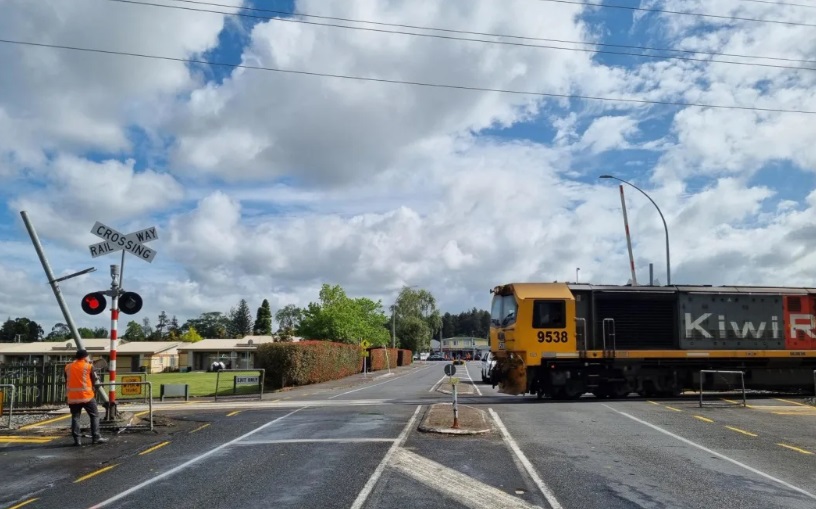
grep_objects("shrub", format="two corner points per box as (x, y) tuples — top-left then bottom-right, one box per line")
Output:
(256, 340), (362, 389)
(368, 347), (399, 371)
(397, 349), (413, 366)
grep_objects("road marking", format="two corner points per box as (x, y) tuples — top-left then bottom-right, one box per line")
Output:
(725, 426), (758, 437)
(8, 498), (38, 509)
(74, 464), (119, 483)
(429, 375), (447, 393)
(189, 423), (210, 433)
(329, 366), (430, 399)
(227, 411), (241, 417)
(694, 415), (714, 423)
(775, 398), (807, 406)
(722, 398), (754, 408)
(489, 408), (564, 509)
(778, 443), (814, 455)
(0, 435), (58, 443)
(18, 414), (70, 429)
(139, 441), (171, 455)
(349, 405), (421, 509)
(647, 400), (661, 406)
(773, 411), (816, 415)
(88, 408), (304, 508)
(134, 411), (149, 417)
(602, 404), (816, 502)
(664, 406), (682, 412)
(236, 438), (398, 445)
(390, 448), (539, 509)
(463, 363), (482, 396)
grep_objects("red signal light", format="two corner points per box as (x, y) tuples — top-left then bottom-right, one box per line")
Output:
(81, 292), (107, 315)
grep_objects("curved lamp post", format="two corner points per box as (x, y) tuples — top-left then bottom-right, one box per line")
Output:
(599, 175), (671, 286)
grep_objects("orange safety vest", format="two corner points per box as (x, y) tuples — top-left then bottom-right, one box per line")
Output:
(65, 360), (96, 404)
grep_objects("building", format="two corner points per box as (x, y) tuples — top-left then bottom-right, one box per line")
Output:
(435, 336), (489, 358)
(0, 338), (110, 365)
(116, 341), (181, 373)
(177, 336), (278, 371)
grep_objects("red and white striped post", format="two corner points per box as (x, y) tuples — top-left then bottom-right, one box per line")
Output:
(619, 184), (638, 286)
(107, 263), (121, 418)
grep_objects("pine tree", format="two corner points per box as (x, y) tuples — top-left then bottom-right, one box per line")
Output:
(230, 299), (253, 338)
(168, 315), (181, 340)
(253, 299), (273, 335)
(156, 311), (169, 340)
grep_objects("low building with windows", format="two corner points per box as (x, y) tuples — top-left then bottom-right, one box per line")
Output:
(116, 341), (181, 373)
(436, 336), (489, 358)
(176, 336), (280, 371)
(0, 338), (110, 365)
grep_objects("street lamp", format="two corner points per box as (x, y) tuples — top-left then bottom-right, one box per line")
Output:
(599, 174), (671, 286)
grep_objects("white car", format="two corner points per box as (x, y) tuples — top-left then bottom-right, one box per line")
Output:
(480, 351), (496, 383)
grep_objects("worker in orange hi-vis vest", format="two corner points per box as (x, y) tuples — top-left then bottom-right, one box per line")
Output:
(65, 349), (107, 446)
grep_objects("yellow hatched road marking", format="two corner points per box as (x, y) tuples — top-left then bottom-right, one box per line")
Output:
(694, 415), (714, 423)
(139, 441), (171, 456)
(227, 411), (241, 417)
(725, 426), (758, 437)
(778, 443), (813, 455)
(775, 398), (808, 407)
(190, 423), (211, 433)
(664, 406), (682, 412)
(647, 401), (661, 405)
(773, 411), (816, 415)
(17, 414), (71, 429)
(74, 464), (118, 483)
(8, 498), (39, 509)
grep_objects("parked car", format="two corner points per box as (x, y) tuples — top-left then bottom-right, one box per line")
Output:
(480, 351), (496, 383)
(427, 353), (445, 361)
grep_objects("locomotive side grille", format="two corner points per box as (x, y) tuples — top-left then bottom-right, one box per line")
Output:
(594, 295), (676, 349)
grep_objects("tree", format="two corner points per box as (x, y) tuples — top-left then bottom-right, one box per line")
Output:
(182, 312), (230, 339)
(253, 299), (273, 335)
(275, 304), (302, 335)
(142, 317), (154, 339)
(393, 286), (441, 352)
(168, 316), (181, 340)
(123, 320), (146, 341)
(77, 328), (96, 339)
(0, 317), (44, 342)
(297, 284), (390, 345)
(180, 325), (203, 343)
(155, 311), (169, 340)
(229, 299), (253, 338)
(45, 323), (71, 341)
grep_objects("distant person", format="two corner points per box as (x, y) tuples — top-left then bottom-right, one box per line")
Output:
(65, 349), (107, 446)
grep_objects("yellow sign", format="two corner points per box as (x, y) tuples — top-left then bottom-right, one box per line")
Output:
(122, 376), (142, 396)
(360, 340), (371, 349)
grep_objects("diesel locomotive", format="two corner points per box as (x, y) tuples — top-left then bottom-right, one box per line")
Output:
(488, 282), (816, 399)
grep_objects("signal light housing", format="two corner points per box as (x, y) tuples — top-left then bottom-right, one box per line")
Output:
(119, 291), (143, 315)
(81, 292), (107, 315)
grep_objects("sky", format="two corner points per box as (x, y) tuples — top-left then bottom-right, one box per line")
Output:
(2, 0), (816, 334)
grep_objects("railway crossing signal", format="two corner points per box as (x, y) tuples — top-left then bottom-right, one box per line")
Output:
(119, 291), (143, 315)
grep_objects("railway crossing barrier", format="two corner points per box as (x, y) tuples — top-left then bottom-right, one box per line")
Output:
(0, 384), (16, 429)
(698, 370), (746, 408)
(214, 369), (265, 402)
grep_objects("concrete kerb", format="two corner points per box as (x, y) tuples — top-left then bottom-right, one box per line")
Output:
(418, 403), (493, 436)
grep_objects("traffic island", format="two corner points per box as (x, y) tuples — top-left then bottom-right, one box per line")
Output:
(418, 403), (492, 435)
(437, 381), (477, 395)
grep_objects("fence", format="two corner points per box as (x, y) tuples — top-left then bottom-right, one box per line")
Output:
(0, 363), (68, 408)
(0, 384), (15, 428)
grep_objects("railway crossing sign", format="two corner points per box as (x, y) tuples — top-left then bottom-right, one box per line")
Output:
(88, 221), (158, 263)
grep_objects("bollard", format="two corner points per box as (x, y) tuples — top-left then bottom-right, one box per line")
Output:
(451, 377), (460, 429)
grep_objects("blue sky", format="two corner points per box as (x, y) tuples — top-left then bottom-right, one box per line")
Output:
(1, 0), (815, 332)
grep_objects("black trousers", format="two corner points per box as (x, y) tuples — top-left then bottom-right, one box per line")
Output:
(69, 399), (100, 440)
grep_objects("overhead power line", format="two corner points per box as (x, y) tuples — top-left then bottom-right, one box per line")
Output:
(155, 0), (816, 65)
(2, 37), (814, 114)
(738, 0), (816, 8)
(102, 0), (816, 72)
(534, 0), (816, 27)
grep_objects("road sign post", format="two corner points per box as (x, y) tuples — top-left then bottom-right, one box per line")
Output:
(442, 364), (460, 429)
(87, 221), (157, 421)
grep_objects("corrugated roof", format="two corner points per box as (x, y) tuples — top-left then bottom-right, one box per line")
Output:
(509, 283), (575, 300)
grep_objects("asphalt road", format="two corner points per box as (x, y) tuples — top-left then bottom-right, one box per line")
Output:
(2, 361), (815, 509)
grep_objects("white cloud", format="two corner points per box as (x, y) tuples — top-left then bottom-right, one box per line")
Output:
(4, 0), (816, 333)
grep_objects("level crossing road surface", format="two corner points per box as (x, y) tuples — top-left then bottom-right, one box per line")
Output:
(2, 362), (816, 509)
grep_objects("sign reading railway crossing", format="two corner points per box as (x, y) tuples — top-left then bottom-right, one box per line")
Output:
(89, 221), (158, 263)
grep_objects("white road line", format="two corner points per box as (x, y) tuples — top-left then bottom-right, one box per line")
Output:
(489, 408), (564, 509)
(429, 375), (447, 393)
(88, 408), (304, 509)
(235, 438), (397, 445)
(390, 448), (540, 509)
(464, 362), (483, 396)
(602, 404), (816, 502)
(349, 405), (421, 509)
(329, 366), (431, 399)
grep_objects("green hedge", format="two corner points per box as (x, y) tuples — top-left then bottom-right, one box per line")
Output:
(256, 340), (363, 390)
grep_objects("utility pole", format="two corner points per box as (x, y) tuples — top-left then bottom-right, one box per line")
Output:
(391, 304), (396, 349)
